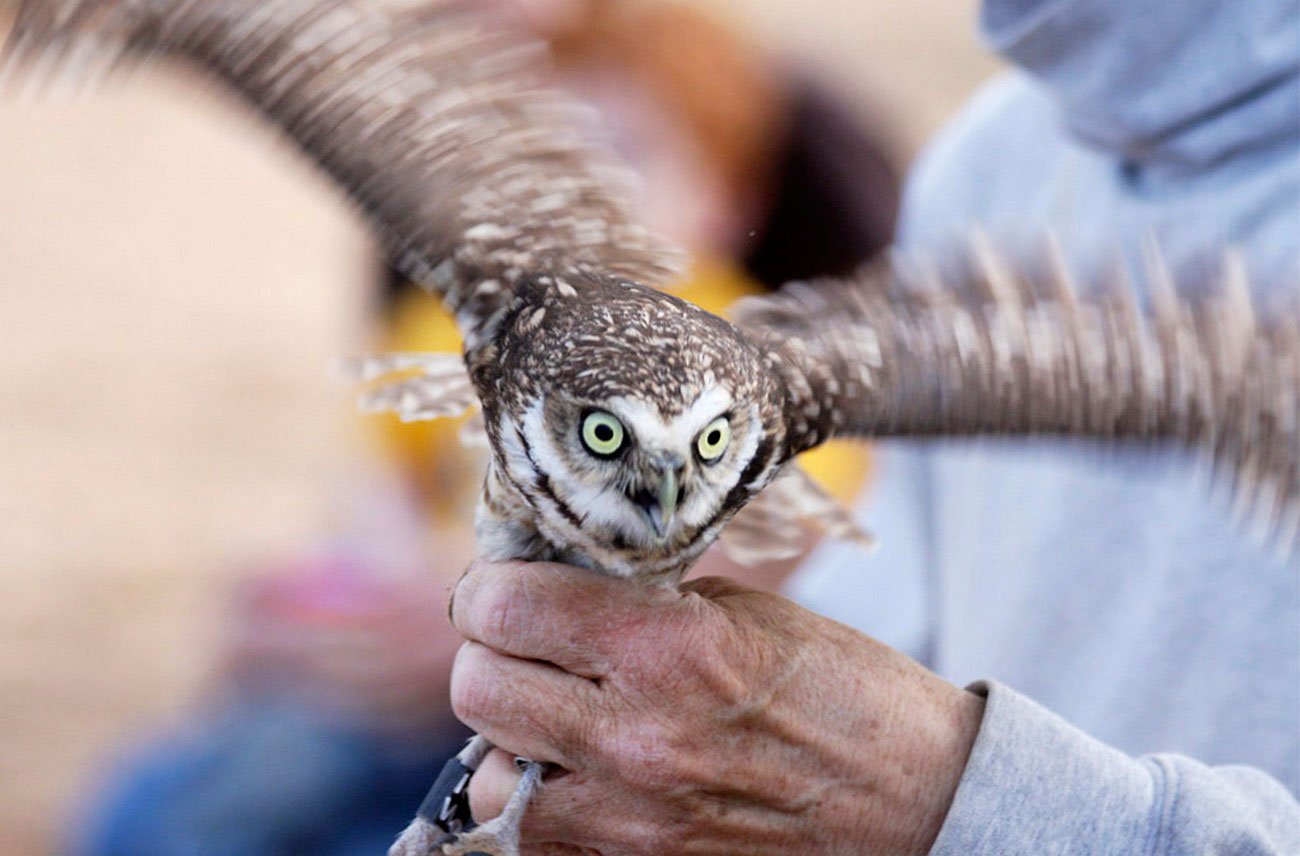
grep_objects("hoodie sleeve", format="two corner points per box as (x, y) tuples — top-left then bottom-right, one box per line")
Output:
(895, 1), (1300, 293)
(930, 682), (1300, 855)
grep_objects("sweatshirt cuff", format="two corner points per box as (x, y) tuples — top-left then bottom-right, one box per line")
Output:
(929, 680), (1163, 854)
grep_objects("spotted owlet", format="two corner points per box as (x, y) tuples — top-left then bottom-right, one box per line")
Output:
(4, 2), (1298, 855)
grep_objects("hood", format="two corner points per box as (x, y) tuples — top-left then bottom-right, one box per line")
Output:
(981, 0), (1299, 171)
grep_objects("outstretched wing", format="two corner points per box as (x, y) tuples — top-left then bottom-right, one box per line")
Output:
(732, 237), (1300, 553)
(1, 0), (681, 348)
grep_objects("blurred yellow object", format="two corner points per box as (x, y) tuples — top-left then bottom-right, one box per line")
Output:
(368, 259), (871, 522)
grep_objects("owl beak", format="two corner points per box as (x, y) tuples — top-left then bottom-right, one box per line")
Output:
(630, 456), (681, 540)
(652, 463), (680, 539)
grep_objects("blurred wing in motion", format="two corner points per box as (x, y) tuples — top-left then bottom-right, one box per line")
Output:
(733, 237), (1300, 556)
(0, 0), (682, 349)
(346, 351), (478, 423)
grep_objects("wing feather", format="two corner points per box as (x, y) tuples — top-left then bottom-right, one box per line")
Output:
(1, 0), (682, 347)
(732, 240), (1300, 552)
(342, 351), (478, 422)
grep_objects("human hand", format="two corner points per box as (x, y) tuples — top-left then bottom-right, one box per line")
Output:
(448, 560), (985, 855)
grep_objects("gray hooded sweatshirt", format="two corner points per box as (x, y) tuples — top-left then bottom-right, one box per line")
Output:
(787, 0), (1300, 852)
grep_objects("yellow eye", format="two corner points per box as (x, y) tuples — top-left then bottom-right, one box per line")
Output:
(696, 416), (731, 462)
(581, 410), (625, 457)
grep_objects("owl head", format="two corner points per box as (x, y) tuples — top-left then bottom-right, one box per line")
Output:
(473, 274), (790, 578)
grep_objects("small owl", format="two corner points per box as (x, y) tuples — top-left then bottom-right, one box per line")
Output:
(5, 2), (1297, 855)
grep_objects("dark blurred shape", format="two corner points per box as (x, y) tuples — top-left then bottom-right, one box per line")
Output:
(743, 83), (901, 287)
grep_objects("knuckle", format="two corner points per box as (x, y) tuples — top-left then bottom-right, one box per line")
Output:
(467, 577), (526, 646)
(449, 643), (497, 722)
(486, 590), (527, 647)
(452, 560), (529, 639)
(447, 562), (477, 622)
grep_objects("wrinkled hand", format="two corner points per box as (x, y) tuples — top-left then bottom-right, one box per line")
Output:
(448, 560), (985, 855)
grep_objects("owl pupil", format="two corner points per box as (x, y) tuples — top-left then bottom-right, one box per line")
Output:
(707, 430), (720, 445)
(595, 424), (614, 442)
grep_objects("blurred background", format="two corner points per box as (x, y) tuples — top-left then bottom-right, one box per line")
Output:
(0, 1), (998, 852)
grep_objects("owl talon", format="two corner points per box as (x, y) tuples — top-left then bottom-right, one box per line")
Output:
(438, 822), (514, 856)
(388, 816), (444, 856)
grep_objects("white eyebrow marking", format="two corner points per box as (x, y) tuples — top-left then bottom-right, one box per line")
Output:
(605, 387), (733, 451)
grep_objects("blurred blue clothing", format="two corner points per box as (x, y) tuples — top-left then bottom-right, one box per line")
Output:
(788, 0), (1299, 853)
(74, 699), (464, 856)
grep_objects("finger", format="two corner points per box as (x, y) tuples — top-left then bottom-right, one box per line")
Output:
(468, 749), (600, 848)
(450, 559), (676, 678)
(450, 641), (603, 768)
(467, 749), (524, 825)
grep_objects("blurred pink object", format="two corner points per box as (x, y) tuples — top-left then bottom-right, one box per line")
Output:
(219, 552), (463, 738)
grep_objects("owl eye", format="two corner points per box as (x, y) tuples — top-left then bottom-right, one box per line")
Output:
(581, 410), (626, 457)
(696, 416), (731, 462)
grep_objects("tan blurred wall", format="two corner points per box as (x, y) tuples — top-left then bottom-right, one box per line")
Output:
(0, 2), (996, 852)
(697, 0), (1000, 150)
(0, 71), (374, 853)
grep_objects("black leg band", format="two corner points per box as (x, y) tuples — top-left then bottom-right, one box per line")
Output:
(417, 755), (477, 835)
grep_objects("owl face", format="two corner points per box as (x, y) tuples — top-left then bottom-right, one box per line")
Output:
(480, 275), (789, 577)
(508, 385), (768, 559)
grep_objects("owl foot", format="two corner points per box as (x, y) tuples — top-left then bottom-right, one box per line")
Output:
(388, 816), (444, 856)
(438, 759), (545, 856)
(389, 735), (496, 856)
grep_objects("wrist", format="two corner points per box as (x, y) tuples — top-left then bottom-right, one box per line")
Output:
(902, 684), (985, 853)
(824, 663), (986, 855)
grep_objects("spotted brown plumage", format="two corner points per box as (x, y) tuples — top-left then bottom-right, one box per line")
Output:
(5, 2), (1298, 855)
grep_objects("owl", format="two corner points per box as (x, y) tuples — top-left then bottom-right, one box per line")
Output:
(5, 2), (1298, 855)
